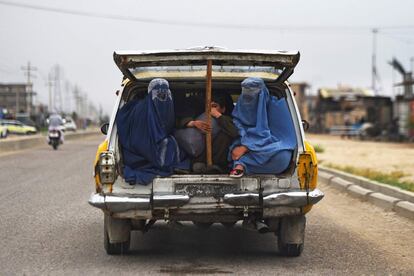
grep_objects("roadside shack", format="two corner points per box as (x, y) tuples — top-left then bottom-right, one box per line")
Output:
(313, 86), (393, 136)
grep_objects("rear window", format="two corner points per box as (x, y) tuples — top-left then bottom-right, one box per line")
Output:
(132, 65), (282, 73)
(130, 65), (282, 81)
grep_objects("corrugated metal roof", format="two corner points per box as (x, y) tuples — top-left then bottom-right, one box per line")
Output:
(319, 87), (374, 99)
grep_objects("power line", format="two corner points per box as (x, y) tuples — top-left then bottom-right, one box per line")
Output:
(1, 0), (414, 32)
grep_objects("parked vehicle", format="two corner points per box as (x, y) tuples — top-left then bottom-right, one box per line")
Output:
(89, 47), (323, 256)
(63, 117), (77, 132)
(0, 119), (37, 135)
(0, 123), (7, 138)
(16, 113), (37, 127)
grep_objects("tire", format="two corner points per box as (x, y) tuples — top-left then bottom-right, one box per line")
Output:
(104, 214), (130, 255)
(52, 142), (58, 150)
(277, 237), (304, 257)
(277, 215), (306, 257)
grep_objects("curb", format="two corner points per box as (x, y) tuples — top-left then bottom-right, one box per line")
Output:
(318, 169), (414, 221)
(394, 201), (414, 220)
(0, 130), (100, 154)
(319, 166), (414, 204)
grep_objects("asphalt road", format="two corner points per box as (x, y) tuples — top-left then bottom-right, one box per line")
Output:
(0, 136), (413, 275)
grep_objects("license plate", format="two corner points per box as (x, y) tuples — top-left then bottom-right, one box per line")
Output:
(175, 183), (238, 197)
(49, 133), (59, 137)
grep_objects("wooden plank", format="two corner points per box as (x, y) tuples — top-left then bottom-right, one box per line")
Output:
(205, 60), (213, 166)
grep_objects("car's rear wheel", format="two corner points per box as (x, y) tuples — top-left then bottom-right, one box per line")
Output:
(277, 215), (306, 257)
(277, 238), (304, 257)
(104, 214), (130, 255)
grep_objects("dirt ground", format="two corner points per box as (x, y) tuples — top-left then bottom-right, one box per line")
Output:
(307, 134), (414, 183)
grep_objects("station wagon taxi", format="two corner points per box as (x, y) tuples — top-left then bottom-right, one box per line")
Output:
(89, 47), (323, 256)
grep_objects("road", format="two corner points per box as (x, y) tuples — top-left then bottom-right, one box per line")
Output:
(0, 136), (413, 275)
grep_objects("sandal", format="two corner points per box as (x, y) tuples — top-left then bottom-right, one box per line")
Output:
(229, 168), (244, 178)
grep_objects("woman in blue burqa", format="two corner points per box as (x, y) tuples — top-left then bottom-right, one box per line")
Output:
(116, 78), (190, 185)
(229, 77), (297, 177)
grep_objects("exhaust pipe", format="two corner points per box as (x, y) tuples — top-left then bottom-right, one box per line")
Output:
(242, 219), (270, 233)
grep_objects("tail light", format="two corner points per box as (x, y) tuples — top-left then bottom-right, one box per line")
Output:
(99, 151), (116, 184)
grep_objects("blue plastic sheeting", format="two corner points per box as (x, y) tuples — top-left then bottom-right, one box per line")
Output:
(230, 77), (297, 174)
(116, 79), (189, 185)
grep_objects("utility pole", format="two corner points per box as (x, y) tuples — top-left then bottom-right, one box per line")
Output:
(52, 65), (63, 113)
(21, 61), (37, 84)
(371, 28), (378, 96)
(20, 61), (37, 115)
(65, 81), (71, 113)
(410, 57), (414, 75)
(73, 86), (80, 116)
(47, 73), (54, 113)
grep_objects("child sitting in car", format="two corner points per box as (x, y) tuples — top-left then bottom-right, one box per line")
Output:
(177, 94), (238, 173)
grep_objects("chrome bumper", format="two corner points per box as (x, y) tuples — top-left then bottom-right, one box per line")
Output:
(88, 189), (324, 213)
(88, 193), (190, 212)
(223, 189), (324, 207)
(88, 193), (150, 212)
(263, 189), (324, 207)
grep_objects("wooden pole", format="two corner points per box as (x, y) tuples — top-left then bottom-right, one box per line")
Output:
(205, 60), (213, 166)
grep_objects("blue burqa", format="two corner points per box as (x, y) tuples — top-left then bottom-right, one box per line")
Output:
(116, 78), (189, 185)
(230, 77), (297, 174)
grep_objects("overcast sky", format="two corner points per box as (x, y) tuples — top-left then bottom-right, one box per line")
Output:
(0, 0), (413, 115)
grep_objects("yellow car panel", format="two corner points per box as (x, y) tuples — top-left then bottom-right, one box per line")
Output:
(4, 122), (36, 134)
(298, 141), (318, 214)
(94, 139), (109, 192)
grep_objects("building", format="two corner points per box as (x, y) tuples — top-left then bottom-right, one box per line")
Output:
(313, 86), (393, 133)
(0, 83), (36, 116)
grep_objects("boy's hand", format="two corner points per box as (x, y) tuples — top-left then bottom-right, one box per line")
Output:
(210, 107), (222, 118)
(188, 120), (212, 133)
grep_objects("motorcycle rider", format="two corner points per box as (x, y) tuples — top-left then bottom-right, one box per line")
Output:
(47, 113), (64, 144)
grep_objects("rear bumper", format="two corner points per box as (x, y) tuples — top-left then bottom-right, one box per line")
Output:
(88, 189), (324, 214)
(88, 193), (151, 213)
(223, 189), (324, 207)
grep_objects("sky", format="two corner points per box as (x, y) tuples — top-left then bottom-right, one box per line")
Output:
(0, 0), (413, 115)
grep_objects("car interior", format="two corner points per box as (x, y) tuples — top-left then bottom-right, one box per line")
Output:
(115, 79), (298, 178)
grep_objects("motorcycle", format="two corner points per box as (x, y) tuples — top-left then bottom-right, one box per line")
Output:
(48, 127), (62, 150)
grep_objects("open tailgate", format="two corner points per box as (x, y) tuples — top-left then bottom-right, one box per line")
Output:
(113, 47), (300, 83)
